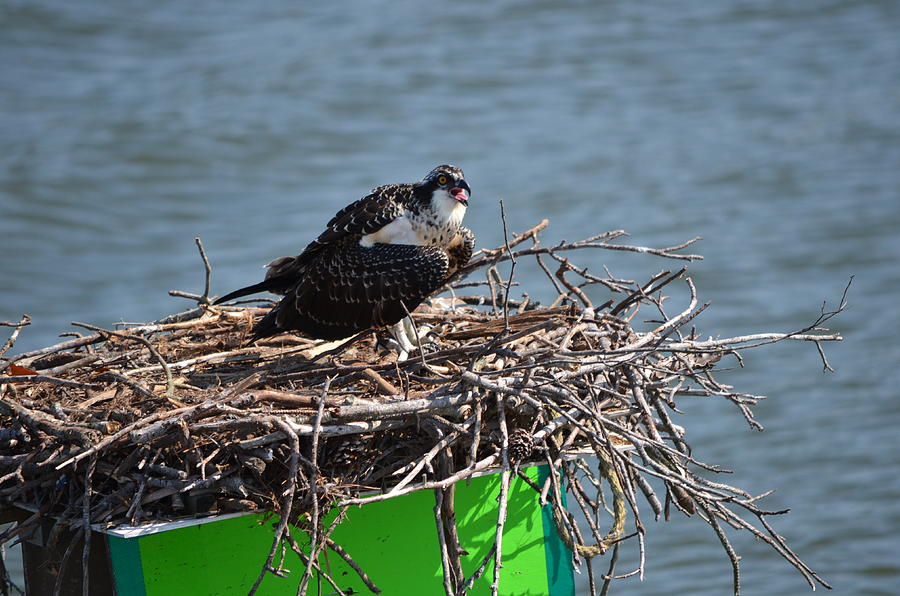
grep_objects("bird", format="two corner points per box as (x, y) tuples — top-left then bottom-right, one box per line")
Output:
(214, 165), (475, 359)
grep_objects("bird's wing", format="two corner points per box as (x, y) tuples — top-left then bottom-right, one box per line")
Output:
(263, 185), (410, 280)
(216, 185), (412, 305)
(252, 242), (449, 342)
(304, 185), (408, 255)
(446, 226), (476, 275)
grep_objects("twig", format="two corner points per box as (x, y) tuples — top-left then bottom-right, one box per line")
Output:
(51, 528), (83, 596)
(81, 458), (96, 596)
(458, 232), (703, 281)
(490, 387), (511, 596)
(554, 258), (593, 308)
(498, 200), (517, 332)
(297, 376), (333, 595)
(440, 478), (465, 591)
(0, 315), (31, 369)
(323, 536), (382, 594)
(337, 454), (500, 507)
(0, 375), (100, 391)
(71, 322), (175, 398)
(434, 485), (456, 596)
(699, 503), (741, 596)
(456, 544), (497, 595)
(195, 237), (213, 305)
(282, 532), (346, 596)
(8, 333), (105, 366)
(247, 418), (301, 595)
(360, 367), (399, 395)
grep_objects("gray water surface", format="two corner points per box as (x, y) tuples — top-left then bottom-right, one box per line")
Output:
(2, 1), (899, 594)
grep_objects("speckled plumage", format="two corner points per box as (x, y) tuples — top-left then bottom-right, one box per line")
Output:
(215, 165), (475, 341)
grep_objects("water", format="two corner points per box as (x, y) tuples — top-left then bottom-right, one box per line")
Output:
(2, 1), (899, 593)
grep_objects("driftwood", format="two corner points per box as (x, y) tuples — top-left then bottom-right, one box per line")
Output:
(0, 218), (845, 596)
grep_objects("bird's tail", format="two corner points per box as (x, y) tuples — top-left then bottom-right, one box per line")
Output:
(246, 306), (281, 345)
(213, 279), (281, 305)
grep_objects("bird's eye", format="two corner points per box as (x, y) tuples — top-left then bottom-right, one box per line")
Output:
(437, 175), (449, 185)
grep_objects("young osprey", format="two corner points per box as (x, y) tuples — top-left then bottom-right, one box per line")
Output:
(215, 165), (475, 357)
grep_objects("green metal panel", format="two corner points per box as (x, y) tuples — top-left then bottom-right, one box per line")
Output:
(108, 465), (573, 595)
(137, 514), (282, 595)
(453, 467), (550, 595)
(107, 532), (147, 596)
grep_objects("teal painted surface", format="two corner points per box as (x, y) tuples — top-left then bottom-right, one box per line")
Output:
(538, 465), (576, 596)
(106, 534), (147, 596)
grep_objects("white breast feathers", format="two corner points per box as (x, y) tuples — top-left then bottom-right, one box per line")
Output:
(359, 216), (422, 247)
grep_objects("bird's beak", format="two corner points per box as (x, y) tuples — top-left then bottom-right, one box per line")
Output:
(450, 180), (470, 206)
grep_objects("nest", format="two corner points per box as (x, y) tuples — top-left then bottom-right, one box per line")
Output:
(0, 219), (844, 595)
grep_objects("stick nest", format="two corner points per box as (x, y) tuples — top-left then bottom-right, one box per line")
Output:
(0, 219), (844, 595)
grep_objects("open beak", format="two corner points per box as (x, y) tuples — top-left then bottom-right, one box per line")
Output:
(450, 180), (471, 206)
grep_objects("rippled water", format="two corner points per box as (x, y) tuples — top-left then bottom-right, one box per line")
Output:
(2, 1), (899, 593)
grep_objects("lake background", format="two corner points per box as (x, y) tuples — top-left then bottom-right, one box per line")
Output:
(2, 1), (899, 594)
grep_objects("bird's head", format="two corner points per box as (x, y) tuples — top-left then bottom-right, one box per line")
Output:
(421, 164), (470, 207)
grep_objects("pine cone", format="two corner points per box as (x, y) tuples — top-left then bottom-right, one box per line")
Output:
(329, 435), (371, 472)
(508, 428), (534, 464)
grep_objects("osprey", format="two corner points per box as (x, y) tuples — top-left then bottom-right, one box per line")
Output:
(214, 165), (475, 359)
